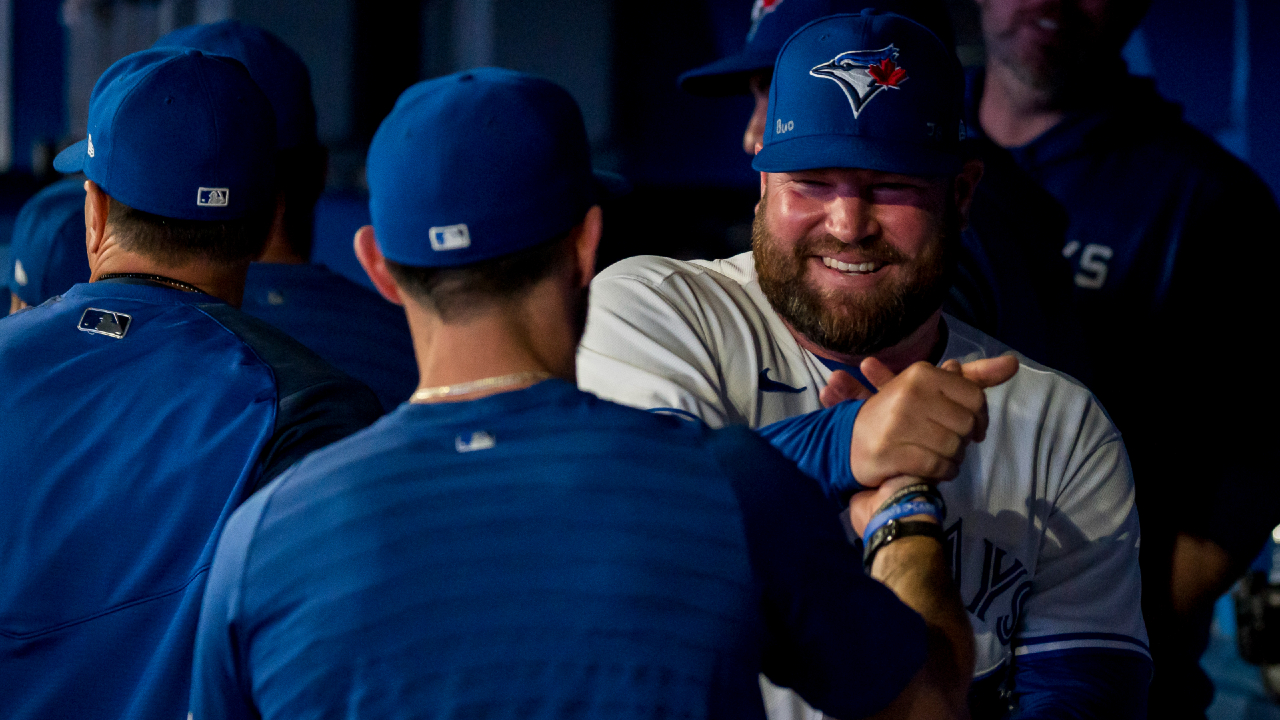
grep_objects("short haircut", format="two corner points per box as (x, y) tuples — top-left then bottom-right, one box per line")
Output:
(385, 233), (573, 322)
(277, 144), (328, 259)
(107, 195), (273, 266)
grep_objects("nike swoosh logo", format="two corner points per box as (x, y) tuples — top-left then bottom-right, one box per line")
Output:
(759, 368), (806, 394)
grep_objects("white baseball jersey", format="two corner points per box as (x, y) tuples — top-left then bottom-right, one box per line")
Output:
(578, 251), (1148, 714)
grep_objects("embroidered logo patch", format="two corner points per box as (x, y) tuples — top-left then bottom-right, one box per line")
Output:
(429, 223), (472, 251)
(87, 134), (95, 158)
(78, 308), (132, 339)
(810, 45), (908, 118)
(197, 187), (229, 207)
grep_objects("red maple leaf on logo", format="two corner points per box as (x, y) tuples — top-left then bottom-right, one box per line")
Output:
(867, 59), (907, 87)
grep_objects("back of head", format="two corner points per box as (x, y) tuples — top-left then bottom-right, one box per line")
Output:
(753, 10), (965, 176)
(155, 21), (325, 258)
(53, 47), (278, 267)
(367, 68), (619, 322)
(3, 179), (91, 307)
(680, 0), (956, 96)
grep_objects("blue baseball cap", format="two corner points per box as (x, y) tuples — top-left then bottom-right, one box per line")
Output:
(753, 10), (965, 176)
(678, 0), (955, 97)
(3, 179), (91, 306)
(367, 68), (625, 268)
(53, 47), (277, 221)
(153, 20), (318, 152)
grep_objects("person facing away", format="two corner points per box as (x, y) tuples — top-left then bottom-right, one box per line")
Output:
(2, 177), (90, 314)
(579, 11), (1149, 719)
(678, 0), (1084, 379)
(189, 67), (975, 720)
(969, 0), (1280, 715)
(0, 47), (383, 720)
(155, 20), (418, 411)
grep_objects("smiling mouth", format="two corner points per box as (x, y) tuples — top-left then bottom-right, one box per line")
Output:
(822, 256), (883, 274)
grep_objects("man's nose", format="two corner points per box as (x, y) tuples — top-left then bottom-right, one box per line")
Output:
(825, 195), (878, 244)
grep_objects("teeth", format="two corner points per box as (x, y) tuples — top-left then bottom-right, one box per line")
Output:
(822, 256), (880, 274)
(1036, 17), (1058, 30)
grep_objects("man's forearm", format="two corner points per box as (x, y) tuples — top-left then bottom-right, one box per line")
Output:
(870, 536), (975, 718)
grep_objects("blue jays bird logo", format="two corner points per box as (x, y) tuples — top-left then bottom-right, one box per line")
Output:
(747, 0), (784, 40)
(810, 45), (908, 118)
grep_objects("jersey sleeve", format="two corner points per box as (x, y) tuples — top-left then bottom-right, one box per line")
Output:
(755, 400), (866, 505)
(1013, 399), (1149, 675)
(708, 425), (927, 719)
(578, 263), (733, 427)
(189, 484), (275, 720)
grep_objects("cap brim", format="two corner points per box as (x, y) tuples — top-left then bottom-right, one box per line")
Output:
(593, 170), (631, 202)
(753, 134), (962, 177)
(53, 141), (89, 174)
(678, 50), (777, 97)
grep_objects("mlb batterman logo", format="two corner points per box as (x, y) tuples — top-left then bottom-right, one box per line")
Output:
(429, 223), (472, 251)
(810, 45), (908, 119)
(197, 187), (229, 207)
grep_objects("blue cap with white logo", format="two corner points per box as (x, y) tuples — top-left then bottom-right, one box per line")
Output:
(154, 20), (318, 152)
(753, 10), (965, 176)
(3, 179), (91, 306)
(367, 68), (625, 268)
(53, 47), (276, 221)
(678, 0), (955, 97)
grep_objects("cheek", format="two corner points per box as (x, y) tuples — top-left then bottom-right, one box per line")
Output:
(879, 206), (945, 258)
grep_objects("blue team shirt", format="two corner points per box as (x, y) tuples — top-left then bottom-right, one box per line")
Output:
(242, 262), (418, 411)
(0, 279), (382, 720)
(191, 379), (927, 720)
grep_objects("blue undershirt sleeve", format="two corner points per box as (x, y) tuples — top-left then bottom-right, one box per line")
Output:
(756, 400), (866, 506)
(189, 487), (275, 720)
(1011, 649), (1152, 719)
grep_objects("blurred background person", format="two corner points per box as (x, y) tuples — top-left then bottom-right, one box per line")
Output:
(155, 20), (418, 411)
(2, 177), (88, 313)
(969, 0), (1280, 716)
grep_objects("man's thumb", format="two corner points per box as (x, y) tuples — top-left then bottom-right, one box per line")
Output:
(960, 355), (1019, 389)
(859, 356), (898, 389)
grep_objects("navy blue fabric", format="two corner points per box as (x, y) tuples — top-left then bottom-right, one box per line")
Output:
(0, 279), (380, 720)
(191, 380), (926, 720)
(966, 68), (1280, 719)
(52, 48), (276, 221)
(242, 262), (417, 411)
(757, 399), (865, 504)
(1010, 650), (1151, 719)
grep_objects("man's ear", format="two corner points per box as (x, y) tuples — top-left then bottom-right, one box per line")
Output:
(84, 181), (110, 274)
(353, 225), (404, 306)
(953, 158), (985, 229)
(571, 205), (603, 290)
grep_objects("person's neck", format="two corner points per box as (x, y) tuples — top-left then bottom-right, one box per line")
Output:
(978, 61), (1066, 148)
(255, 233), (308, 265)
(404, 288), (578, 404)
(787, 310), (945, 375)
(91, 248), (249, 307)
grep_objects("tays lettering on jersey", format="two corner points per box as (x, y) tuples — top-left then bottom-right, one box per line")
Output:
(1062, 240), (1113, 290)
(945, 519), (1032, 646)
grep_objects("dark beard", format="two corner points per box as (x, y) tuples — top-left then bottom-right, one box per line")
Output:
(752, 202), (957, 357)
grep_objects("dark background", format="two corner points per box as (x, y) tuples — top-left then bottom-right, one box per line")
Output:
(1, 0), (1276, 287)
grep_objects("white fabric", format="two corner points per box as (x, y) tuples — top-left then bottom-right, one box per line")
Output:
(578, 251), (1148, 714)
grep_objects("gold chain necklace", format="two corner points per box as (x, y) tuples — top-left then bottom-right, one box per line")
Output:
(409, 371), (552, 402)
